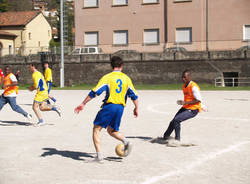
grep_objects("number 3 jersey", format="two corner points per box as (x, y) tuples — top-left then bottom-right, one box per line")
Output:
(89, 71), (138, 106)
(32, 71), (49, 102)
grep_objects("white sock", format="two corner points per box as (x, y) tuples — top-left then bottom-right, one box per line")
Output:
(122, 138), (128, 145)
(97, 152), (103, 160)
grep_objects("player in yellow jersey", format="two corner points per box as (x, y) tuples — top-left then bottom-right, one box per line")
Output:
(29, 64), (61, 125)
(75, 56), (139, 163)
(163, 70), (206, 146)
(44, 61), (57, 104)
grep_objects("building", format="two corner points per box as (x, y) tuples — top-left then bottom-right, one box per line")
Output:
(74, 0), (250, 53)
(0, 11), (52, 56)
(32, 0), (47, 11)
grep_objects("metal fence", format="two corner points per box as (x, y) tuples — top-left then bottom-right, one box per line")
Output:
(215, 77), (250, 87)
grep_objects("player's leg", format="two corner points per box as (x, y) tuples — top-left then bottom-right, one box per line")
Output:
(92, 125), (103, 161)
(171, 108), (198, 140)
(47, 82), (56, 103)
(7, 97), (31, 119)
(33, 101), (43, 124)
(163, 108), (186, 140)
(0, 95), (8, 111)
(39, 101), (61, 117)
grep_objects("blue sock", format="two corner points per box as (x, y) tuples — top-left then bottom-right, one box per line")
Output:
(51, 97), (56, 102)
(39, 119), (43, 123)
(47, 100), (51, 104)
(52, 106), (57, 111)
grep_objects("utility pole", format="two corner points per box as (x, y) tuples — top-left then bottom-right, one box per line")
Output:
(60, 0), (64, 88)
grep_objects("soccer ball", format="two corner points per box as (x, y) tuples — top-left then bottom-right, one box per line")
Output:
(115, 143), (125, 157)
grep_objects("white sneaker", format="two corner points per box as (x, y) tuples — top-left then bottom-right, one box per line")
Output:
(88, 157), (104, 164)
(123, 142), (132, 157)
(167, 139), (181, 147)
(54, 106), (61, 117)
(26, 114), (32, 121)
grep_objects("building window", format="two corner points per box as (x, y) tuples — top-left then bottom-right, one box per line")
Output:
(84, 32), (98, 46)
(29, 33), (31, 40)
(176, 28), (192, 43)
(243, 25), (250, 41)
(113, 0), (128, 6)
(83, 0), (98, 8)
(144, 29), (159, 45)
(173, 0), (192, 3)
(142, 0), (159, 4)
(113, 30), (128, 45)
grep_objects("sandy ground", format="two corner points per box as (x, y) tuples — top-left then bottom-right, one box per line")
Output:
(0, 90), (250, 184)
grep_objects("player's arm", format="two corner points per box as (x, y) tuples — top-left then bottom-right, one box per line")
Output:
(29, 75), (38, 91)
(74, 95), (92, 114)
(127, 78), (139, 117)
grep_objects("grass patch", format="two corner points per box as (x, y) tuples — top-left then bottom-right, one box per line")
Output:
(18, 83), (250, 91)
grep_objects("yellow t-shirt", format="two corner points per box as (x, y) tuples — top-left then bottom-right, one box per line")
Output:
(32, 71), (48, 103)
(90, 71), (138, 107)
(44, 68), (53, 83)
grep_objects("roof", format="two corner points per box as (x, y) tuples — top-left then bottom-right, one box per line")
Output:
(0, 30), (17, 37)
(0, 11), (40, 27)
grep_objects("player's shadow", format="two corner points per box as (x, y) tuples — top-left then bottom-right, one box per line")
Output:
(40, 148), (95, 161)
(126, 136), (153, 141)
(104, 157), (123, 162)
(19, 104), (33, 106)
(0, 120), (33, 126)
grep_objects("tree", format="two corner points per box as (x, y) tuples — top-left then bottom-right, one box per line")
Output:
(7, 0), (32, 11)
(0, 0), (8, 12)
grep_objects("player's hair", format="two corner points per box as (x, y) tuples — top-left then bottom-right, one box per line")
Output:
(183, 69), (191, 76)
(111, 56), (123, 69)
(43, 61), (49, 64)
(30, 63), (38, 69)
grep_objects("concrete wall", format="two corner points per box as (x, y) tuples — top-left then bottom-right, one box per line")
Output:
(0, 50), (250, 86)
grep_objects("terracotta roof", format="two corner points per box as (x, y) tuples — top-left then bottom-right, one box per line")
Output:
(0, 11), (40, 27)
(0, 30), (17, 37)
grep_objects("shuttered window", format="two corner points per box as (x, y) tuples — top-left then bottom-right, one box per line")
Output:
(244, 25), (250, 40)
(113, 0), (128, 5)
(113, 30), (128, 45)
(176, 28), (192, 43)
(83, 0), (98, 8)
(143, 0), (159, 4)
(144, 29), (159, 44)
(84, 32), (98, 46)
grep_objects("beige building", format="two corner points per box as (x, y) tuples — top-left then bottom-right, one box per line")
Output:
(0, 11), (52, 56)
(75, 0), (250, 53)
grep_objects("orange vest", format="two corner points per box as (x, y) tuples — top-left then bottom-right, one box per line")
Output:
(3, 73), (18, 96)
(182, 81), (201, 112)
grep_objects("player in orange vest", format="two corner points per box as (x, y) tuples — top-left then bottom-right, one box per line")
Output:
(0, 66), (32, 120)
(163, 70), (205, 144)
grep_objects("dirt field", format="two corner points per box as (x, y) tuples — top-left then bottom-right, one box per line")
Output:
(0, 90), (250, 184)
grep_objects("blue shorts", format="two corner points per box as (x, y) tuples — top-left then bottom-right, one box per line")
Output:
(47, 82), (52, 94)
(93, 103), (124, 131)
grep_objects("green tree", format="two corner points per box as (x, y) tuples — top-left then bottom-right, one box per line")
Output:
(0, 0), (8, 12)
(7, 0), (32, 11)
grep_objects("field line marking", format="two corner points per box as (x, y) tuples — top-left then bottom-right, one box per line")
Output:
(141, 141), (250, 184)
(147, 103), (250, 122)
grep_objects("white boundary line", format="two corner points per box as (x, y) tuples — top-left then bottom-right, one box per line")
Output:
(140, 141), (250, 184)
(147, 103), (250, 122)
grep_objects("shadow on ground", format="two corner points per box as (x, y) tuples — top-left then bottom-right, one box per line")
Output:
(40, 148), (95, 161)
(0, 120), (33, 126)
(126, 136), (153, 141)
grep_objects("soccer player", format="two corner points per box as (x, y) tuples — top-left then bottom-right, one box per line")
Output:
(74, 56), (139, 163)
(29, 64), (61, 125)
(43, 61), (57, 104)
(0, 66), (32, 120)
(163, 69), (204, 145)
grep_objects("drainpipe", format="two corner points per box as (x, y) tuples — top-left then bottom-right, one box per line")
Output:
(206, 0), (209, 51)
(164, 0), (168, 50)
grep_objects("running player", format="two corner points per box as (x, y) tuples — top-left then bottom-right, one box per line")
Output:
(29, 64), (61, 125)
(163, 69), (205, 145)
(74, 56), (139, 163)
(0, 66), (32, 120)
(43, 61), (56, 104)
